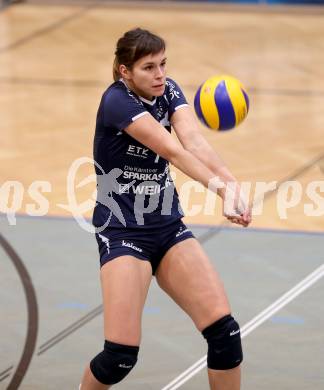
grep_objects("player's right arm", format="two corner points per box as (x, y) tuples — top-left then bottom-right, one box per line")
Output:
(124, 114), (249, 226)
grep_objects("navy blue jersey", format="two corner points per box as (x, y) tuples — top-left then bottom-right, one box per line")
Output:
(93, 77), (189, 229)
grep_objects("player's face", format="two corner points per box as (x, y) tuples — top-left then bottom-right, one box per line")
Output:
(125, 51), (167, 100)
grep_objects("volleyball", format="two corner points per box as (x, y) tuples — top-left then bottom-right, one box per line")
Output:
(194, 75), (249, 131)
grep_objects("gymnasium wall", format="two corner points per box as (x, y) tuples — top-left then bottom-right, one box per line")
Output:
(2, 0), (324, 5)
(0, 0), (24, 8)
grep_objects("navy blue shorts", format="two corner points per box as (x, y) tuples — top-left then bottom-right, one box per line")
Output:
(95, 219), (195, 274)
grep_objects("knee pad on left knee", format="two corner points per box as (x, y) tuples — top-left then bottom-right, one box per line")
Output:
(90, 340), (139, 385)
(202, 314), (243, 370)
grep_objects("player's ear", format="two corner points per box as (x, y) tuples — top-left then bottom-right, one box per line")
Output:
(119, 64), (130, 80)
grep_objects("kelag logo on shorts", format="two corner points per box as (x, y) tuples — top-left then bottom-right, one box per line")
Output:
(121, 240), (143, 253)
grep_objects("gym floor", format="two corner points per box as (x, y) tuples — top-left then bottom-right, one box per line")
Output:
(1, 1), (324, 389)
(1, 214), (324, 389)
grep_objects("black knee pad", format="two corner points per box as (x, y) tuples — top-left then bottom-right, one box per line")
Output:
(202, 314), (243, 370)
(90, 340), (139, 385)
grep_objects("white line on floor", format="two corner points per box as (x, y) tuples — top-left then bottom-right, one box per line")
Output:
(161, 263), (324, 390)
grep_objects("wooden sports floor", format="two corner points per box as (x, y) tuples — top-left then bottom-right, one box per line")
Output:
(0, 1), (324, 389)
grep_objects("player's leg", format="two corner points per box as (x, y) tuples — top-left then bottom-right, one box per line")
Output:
(155, 238), (242, 390)
(80, 255), (152, 390)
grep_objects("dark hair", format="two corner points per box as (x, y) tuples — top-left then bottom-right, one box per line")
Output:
(113, 28), (166, 81)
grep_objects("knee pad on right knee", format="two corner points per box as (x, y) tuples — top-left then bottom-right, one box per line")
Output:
(202, 314), (243, 370)
(90, 340), (139, 385)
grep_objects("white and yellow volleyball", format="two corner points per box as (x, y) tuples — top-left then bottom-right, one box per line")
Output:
(194, 75), (249, 131)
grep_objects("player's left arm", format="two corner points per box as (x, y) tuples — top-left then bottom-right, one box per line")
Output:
(171, 106), (236, 184)
(171, 105), (252, 225)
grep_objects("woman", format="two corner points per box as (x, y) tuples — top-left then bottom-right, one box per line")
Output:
(80, 28), (251, 390)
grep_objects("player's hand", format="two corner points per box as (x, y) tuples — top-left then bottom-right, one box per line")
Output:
(226, 208), (252, 227)
(222, 182), (252, 227)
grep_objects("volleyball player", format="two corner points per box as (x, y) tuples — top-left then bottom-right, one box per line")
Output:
(80, 28), (251, 390)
